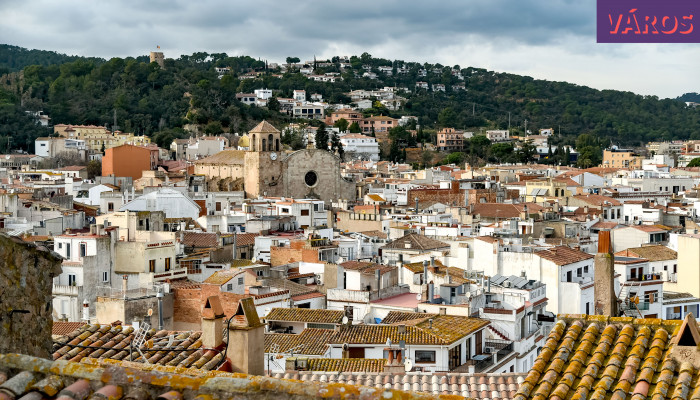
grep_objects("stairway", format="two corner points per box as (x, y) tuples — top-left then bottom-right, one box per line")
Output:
(618, 281), (643, 318)
(488, 325), (510, 341)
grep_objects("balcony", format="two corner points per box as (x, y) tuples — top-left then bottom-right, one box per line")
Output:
(153, 267), (187, 282)
(53, 284), (81, 297)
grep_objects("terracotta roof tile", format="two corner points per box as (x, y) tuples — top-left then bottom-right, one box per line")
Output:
(535, 246), (594, 266)
(51, 324), (223, 370)
(307, 358), (386, 372)
(615, 245), (677, 262)
(265, 308), (343, 324)
(264, 328), (333, 355)
(516, 315), (695, 400)
(381, 233), (449, 251)
(52, 322), (86, 337)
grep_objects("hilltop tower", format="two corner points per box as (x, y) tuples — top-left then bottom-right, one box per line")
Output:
(150, 51), (165, 68)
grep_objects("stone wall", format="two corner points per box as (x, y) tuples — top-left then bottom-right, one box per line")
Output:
(0, 233), (62, 358)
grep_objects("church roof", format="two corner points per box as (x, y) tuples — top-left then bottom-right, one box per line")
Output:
(194, 149), (245, 165)
(249, 120), (280, 134)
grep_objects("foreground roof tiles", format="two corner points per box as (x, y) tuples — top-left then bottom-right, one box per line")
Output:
(271, 371), (525, 398)
(51, 324), (223, 370)
(515, 314), (694, 400)
(0, 353), (452, 400)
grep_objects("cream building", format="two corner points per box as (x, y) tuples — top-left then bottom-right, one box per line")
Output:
(54, 124), (151, 152)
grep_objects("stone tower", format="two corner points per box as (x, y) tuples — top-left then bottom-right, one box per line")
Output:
(243, 121), (283, 198)
(149, 51), (165, 68)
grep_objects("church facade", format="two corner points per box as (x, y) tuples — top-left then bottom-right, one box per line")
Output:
(194, 121), (356, 203)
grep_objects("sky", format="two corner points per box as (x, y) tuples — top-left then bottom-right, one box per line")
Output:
(1, 0), (698, 98)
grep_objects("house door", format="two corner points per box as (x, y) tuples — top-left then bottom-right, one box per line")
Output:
(475, 331), (483, 355)
(448, 345), (462, 370)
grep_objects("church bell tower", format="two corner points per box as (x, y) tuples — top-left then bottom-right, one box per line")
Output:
(244, 121), (283, 198)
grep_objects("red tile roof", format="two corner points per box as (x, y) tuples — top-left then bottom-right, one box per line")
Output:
(535, 246), (594, 266)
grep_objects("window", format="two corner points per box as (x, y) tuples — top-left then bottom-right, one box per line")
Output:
(257, 270), (264, 277)
(415, 350), (436, 363)
(58, 242), (63, 249)
(674, 264), (678, 273)
(584, 265), (589, 274)
(227, 283), (233, 291)
(108, 202), (114, 211)
(238, 277), (244, 285)
(165, 258), (171, 272)
(80, 243), (87, 257)
(585, 302), (590, 314)
(68, 274), (76, 286)
(102, 272), (109, 283)
(149, 260), (156, 273)
(577, 268), (582, 277)
(566, 271), (572, 282)
(301, 209), (310, 216)
(216, 202), (222, 211)
(66, 243), (71, 258)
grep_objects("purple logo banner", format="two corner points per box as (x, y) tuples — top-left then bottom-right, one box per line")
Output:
(597, 0), (698, 43)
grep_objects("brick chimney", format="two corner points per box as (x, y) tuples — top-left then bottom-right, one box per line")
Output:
(594, 230), (617, 316)
(201, 296), (225, 348)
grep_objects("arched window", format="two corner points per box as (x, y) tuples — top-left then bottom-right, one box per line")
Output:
(276, 139), (280, 151)
(268, 134), (273, 151)
(262, 138), (267, 152)
(252, 134), (256, 151)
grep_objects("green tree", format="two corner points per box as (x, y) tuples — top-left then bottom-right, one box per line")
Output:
(315, 123), (329, 150)
(286, 57), (300, 64)
(267, 97), (280, 112)
(86, 160), (101, 179)
(334, 118), (349, 133)
(687, 158), (700, 167)
(204, 121), (223, 135)
(330, 132), (344, 159)
(348, 121), (361, 133)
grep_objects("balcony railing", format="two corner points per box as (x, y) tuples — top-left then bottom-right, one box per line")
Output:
(53, 284), (81, 296)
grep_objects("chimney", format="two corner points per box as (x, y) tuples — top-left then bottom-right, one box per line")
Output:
(428, 281), (434, 304)
(122, 275), (128, 299)
(90, 224), (97, 235)
(594, 230), (617, 316)
(225, 298), (265, 375)
(97, 224), (104, 236)
(201, 296), (225, 348)
(397, 324), (406, 334)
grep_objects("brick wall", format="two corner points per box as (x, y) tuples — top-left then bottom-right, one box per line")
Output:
(173, 283), (250, 330)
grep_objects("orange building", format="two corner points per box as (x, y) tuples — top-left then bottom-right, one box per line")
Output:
(102, 144), (159, 180)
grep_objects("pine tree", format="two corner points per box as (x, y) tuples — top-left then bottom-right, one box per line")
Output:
(331, 132), (344, 160)
(315, 123), (329, 150)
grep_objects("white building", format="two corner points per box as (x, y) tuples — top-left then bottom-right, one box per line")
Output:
(120, 188), (201, 220)
(486, 130), (510, 142)
(340, 134), (380, 161)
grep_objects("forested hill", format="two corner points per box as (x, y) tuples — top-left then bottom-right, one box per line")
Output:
(0, 44), (698, 155)
(0, 44), (104, 75)
(678, 93), (700, 103)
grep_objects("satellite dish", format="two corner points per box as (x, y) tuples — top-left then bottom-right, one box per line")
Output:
(416, 293), (422, 301)
(342, 316), (349, 324)
(404, 358), (413, 372)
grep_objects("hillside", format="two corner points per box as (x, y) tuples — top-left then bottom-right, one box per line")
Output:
(0, 45), (698, 157)
(0, 44), (103, 75)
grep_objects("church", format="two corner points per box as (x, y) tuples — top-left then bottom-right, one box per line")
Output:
(193, 121), (356, 202)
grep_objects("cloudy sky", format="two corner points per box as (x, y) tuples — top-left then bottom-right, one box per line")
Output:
(2, 0), (698, 98)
